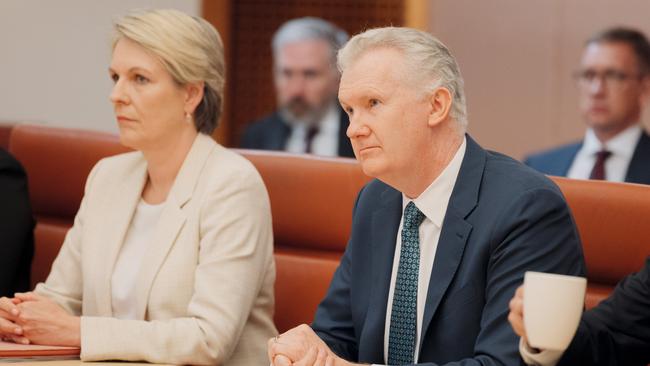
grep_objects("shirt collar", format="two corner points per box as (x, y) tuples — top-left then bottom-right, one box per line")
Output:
(402, 136), (467, 228)
(319, 102), (341, 133)
(583, 124), (642, 159)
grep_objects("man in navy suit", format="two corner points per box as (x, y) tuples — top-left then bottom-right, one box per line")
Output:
(525, 28), (650, 184)
(509, 258), (650, 366)
(0, 148), (34, 297)
(240, 17), (354, 158)
(267, 27), (585, 365)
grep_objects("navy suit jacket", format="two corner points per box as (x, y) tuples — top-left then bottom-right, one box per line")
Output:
(524, 130), (650, 184)
(240, 109), (354, 158)
(312, 136), (586, 365)
(0, 148), (34, 296)
(557, 257), (650, 366)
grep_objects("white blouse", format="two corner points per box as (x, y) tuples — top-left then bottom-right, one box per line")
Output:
(111, 199), (164, 319)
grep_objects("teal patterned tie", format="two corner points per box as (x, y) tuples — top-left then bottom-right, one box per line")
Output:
(388, 202), (425, 364)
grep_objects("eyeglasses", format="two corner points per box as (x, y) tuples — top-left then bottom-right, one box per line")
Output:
(574, 69), (643, 89)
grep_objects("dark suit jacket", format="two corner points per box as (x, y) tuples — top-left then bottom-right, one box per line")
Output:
(312, 136), (586, 365)
(557, 257), (650, 366)
(240, 109), (355, 158)
(0, 148), (34, 296)
(524, 130), (650, 184)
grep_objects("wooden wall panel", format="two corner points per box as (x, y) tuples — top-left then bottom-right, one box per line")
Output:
(202, 0), (232, 145)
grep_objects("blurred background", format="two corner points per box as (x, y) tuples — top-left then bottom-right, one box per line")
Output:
(2, 0), (649, 160)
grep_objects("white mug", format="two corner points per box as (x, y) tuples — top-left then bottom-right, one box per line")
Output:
(523, 271), (587, 351)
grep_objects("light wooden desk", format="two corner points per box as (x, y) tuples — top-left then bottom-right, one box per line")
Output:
(1, 361), (166, 365)
(0, 343), (167, 365)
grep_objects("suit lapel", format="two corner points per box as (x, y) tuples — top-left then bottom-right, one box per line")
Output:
(419, 135), (484, 351)
(270, 114), (292, 150)
(625, 130), (650, 184)
(364, 186), (401, 361)
(134, 134), (216, 319)
(94, 157), (148, 316)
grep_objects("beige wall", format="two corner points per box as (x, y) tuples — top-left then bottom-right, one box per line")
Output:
(0, 0), (199, 133)
(427, 0), (650, 160)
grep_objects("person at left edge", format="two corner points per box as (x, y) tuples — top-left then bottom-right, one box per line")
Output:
(0, 9), (276, 365)
(0, 147), (34, 297)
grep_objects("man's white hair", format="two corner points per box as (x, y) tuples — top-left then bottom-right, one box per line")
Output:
(272, 17), (348, 66)
(338, 27), (468, 130)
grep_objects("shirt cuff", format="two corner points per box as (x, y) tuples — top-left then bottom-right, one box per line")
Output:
(519, 338), (564, 366)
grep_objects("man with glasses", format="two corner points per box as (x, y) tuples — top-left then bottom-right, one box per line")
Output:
(525, 27), (650, 184)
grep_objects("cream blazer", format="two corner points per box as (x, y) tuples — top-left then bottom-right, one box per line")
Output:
(35, 133), (277, 365)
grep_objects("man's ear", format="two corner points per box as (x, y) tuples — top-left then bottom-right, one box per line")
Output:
(184, 81), (205, 114)
(427, 87), (452, 127)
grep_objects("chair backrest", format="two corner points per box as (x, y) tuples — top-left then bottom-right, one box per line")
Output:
(235, 149), (370, 254)
(550, 176), (650, 309)
(235, 149), (371, 332)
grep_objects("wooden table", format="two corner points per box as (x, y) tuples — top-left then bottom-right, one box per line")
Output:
(2, 362), (163, 365)
(0, 341), (163, 364)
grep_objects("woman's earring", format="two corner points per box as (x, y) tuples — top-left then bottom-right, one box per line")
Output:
(185, 112), (193, 124)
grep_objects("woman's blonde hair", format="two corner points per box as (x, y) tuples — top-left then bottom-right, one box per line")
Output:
(113, 9), (225, 134)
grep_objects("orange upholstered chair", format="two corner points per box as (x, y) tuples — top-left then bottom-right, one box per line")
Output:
(550, 176), (650, 309)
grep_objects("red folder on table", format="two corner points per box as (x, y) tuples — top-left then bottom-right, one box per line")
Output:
(0, 341), (80, 360)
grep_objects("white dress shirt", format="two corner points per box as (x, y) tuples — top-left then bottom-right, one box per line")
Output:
(566, 124), (642, 181)
(284, 103), (341, 157)
(373, 138), (467, 364)
(111, 199), (164, 320)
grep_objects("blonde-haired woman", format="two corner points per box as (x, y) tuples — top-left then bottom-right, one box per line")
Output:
(0, 9), (276, 365)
